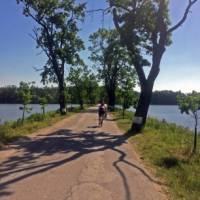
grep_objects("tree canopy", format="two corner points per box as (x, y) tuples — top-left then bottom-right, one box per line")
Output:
(89, 28), (135, 109)
(67, 66), (98, 109)
(177, 91), (200, 153)
(109, 0), (198, 132)
(17, 0), (86, 114)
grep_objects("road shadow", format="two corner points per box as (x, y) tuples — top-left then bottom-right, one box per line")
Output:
(105, 117), (121, 122)
(87, 125), (99, 128)
(0, 128), (163, 200)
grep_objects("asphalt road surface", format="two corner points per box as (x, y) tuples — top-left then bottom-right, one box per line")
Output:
(0, 107), (167, 200)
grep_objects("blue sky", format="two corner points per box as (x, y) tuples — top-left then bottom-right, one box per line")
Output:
(0, 0), (200, 92)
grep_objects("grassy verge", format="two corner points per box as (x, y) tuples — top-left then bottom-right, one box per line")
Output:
(113, 110), (200, 200)
(0, 106), (84, 148)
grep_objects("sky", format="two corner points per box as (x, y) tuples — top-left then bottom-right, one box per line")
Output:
(0, 0), (200, 93)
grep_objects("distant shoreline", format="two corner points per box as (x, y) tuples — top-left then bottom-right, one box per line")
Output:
(0, 103), (178, 105)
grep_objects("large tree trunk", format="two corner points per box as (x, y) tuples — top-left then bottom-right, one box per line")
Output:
(108, 88), (116, 111)
(131, 83), (153, 133)
(58, 81), (67, 115)
(109, 0), (197, 135)
(130, 42), (164, 133)
(79, 98), (84, 110)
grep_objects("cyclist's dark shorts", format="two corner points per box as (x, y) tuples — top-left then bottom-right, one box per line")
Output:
(98, 111), (105, 117)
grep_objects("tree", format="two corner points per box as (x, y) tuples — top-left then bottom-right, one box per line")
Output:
(0, 85), (20, 103)
(109, 0), (198, 132)
(17, 0), (86, 115)
(0, 86), (60, 104)
(177, 91), (200, 154)
(89, 28), (133, 110)
(118, 68), (137, 118)
(151, 90), (181, 105)
(18, 82), (34, 123)
(67, 66), (90, 109)
(84, 73), (99, 105)
(39, 96), (48, 115)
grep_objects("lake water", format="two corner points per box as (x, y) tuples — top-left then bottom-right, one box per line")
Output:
(0, 104), (198, 131)
(0, 104), (60, 124)
(129, 105), (197, 131)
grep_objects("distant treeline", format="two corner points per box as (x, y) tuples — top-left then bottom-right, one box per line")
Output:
(151, 90), (180, 105)
(0, 86), (58, 104)
(0, 86), (180, 105)
(0, 85), (103, 105)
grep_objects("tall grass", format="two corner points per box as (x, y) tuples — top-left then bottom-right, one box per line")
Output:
(0, 107), (84, 147)
(113, 110), (200, 200)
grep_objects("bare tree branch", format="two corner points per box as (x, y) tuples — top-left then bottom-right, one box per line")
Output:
(86, 7), (111, 16)
(109, 0), (133, 12)
(168, 0), (198, 33)
(109, 1), (147, 86)
(31, 27), (50, 58)
(33, 66), (44, 72)
(36, 50), (44, 56)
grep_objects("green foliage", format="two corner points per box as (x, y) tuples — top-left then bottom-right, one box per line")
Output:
(0, 85), (20, 103)
(89, 28), (132, 80)
(109, 0), (197, 131)
(67, 66), (86, 109)
(39, 96), (48, 115)
(0, 86), (181, 106)
(89, 28), (135, 108)
(67, 66), (98, 108)
(151, 90), (181, 105)
(118, 67), (138, 117)
(110, 0), (171, 57)
(84, 73), (99, 104)
(18, 81), (34, 123)
(177, 91), (200, 115)
(17, 0), (86, 114)
(19, 81), (33, 105)
(17, 0), (85, 81)
(27, 113), (46, 122)
(177, 91), (200, 153)
(31, 86), (59, 104)
(0, 86), (62, 104)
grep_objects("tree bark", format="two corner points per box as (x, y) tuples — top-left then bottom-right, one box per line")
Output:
(109, 0), (198, 134)
(79, 99), (84, 110)
(131, 83), (153, 133)
(58, 80), (67, 115)
(107, 88), (116, 111)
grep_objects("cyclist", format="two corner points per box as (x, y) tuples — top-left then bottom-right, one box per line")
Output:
(98, 101), (106, 127)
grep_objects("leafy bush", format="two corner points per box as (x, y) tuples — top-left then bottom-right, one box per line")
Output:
(27, 113), (45, 122)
